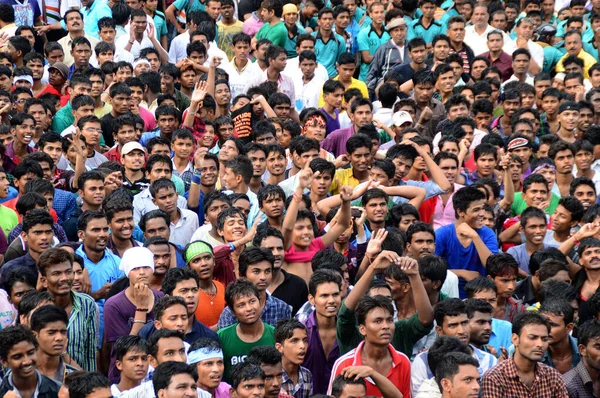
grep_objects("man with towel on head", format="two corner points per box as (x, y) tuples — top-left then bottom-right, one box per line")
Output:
(188, 338), (231, 398)
(104, 246), (165, 383)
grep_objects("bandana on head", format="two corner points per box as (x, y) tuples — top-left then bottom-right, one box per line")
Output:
(185, 241), (213, 264)
(13, 75), (33, 86)
(302, 115), (326, 135)
(187, 347), (224, 365)
(507, 137), (530, 151)
(532, 164), (556, 175)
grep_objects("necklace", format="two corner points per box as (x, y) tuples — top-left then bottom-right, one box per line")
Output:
(201, 282), (217, 305)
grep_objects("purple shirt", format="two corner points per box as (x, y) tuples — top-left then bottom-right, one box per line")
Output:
(320, 108), (340, 136)
(2, 141), (34, 175)
(320, 125), (355, 157)
(104, 289), (164, 383)
(302, 310), (340, 394)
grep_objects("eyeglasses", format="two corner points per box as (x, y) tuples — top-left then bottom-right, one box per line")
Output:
(84, 127), (103, 134)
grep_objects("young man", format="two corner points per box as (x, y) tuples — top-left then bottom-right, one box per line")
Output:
(562, 319), (600, 396)
(77, 115), (109, 169)
(356, 2), (389, 81)
(229, 361), (267, 398)
(486, 253), (527, 322)
(329, 134), (372, 194)
(217, 279), (276, 382)
(507, 207), (549, 274)
(150, 178), (199, 247)
(481, 312), (569, 396)
(265, 145), (287, 186)
(63, 171), (106, 241)
(539, 297), (579, 374)
(217, 247), (291, 329)
(435, 186), (499, 298)
(29, 305), (78, 383)
(435, 352), (481, 398)
(187, 338), (230, 397)
(255, 0), (287, 48)
(312, 8), (346, 78)
(254, 227), (309, 315)
(257, 185), (285, 231)
(152, 361), (197, 398)
(222, 156), (260, 226)
(301, 269), (342, 394)
(550, 139), (576, 197)
(111, 336), (150, 395)
(24, 53), (60, 98)
(37, 247), (99, 371)
(0, 325), (61, 397)
(274, 318), (313, 397)
(105, 199), (141, 258)
(246, 142), (267, 195)
(105, 115), (136, 165)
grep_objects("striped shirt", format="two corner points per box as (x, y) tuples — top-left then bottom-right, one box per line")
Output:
(67, 291), (100, 371)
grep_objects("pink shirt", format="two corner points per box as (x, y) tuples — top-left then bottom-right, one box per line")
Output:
(139, 106), (157, 132)
(284, 237), (325, 263)
(433, 183), (464, 231)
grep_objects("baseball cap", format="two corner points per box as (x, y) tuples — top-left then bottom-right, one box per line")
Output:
(122, 141), (146, 155)
(48, 62), (69, 79)
(391, 111), (413, 127)
(386, 18), (407, 31)
(558, 101), (580, 114)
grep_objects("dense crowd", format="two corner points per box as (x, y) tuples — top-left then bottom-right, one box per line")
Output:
(0, 0), (596, 396)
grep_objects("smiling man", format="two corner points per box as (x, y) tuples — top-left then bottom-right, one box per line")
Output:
(0, 325), (61, 397)
(106, 199), (142, 258)
(37, 248), (99, 372)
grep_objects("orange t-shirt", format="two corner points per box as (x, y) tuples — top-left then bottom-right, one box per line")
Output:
(195, 280), (226, 328)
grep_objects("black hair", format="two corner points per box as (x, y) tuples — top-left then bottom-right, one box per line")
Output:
(434, 298), (467, 326)
(114, 335), (148, 362)
(161, 267), (200, 296)
(435, 352), (480, 391)
(4, 266), (37, 296)
(68, 372), (111, 398)
(464, 277), (497, 297)
(539, 296), (575, 325)
(452, 186), (486, 219)
(274, 318), (307, 344)
(513, 312), (550, 335)
(529, 247), (568, 277)
(238, 247), (275, 278)
(486, 253), (519, 278)
(147, 329), (184, 358)
(427, 336), (471, 376)
(225, 279), (259, 310)
(229, 361), (265, 390)
(331, 375), (366, 397)
(153, 296), (187, 321)
(247, 345), (282, 366)
(29, 304), (68, 332)
(152, 361), (197, 395)
(355, 295), (394, 325)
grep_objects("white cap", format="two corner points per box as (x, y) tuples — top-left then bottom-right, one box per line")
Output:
(122, 141), (146, 155)
(120, 247), (155, 276)
(391, 111), (413, 127)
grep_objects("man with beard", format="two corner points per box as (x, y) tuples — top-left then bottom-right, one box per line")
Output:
(105, 199), (142, 258)
(254, 228), (308, 316)
(551, 140), (577, 197)
(464, 299), (495, 353)
(562, 319), (600, 396)
(56, 10), (99, 68)
(217, 247), (291, 329)
(538, 297), (579, 374)
(37, 248), (99, 372)
(104, 246), (163, 383)
(139, 268), (219, 345)
(482, 313), (568, 395)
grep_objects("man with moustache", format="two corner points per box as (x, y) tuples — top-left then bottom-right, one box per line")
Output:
(37, 248), (99, 372)
(481, 312), (568, 396)
(254, 228), (308, 316)
(562, 319), (600, 397)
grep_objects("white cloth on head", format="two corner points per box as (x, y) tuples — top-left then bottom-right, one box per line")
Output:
(119, 246), (155, 276)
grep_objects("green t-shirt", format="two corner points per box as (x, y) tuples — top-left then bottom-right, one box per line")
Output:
(0, 205), (18, 238)
(217, 322), (275, 382)
(511, 192), (560, 217)
(336, 301), (432, 356)
(255, 22), (288, 49)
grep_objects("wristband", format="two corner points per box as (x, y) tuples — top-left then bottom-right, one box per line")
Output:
(133, 320), (145, 324)
(135, 308), (148, 312)
(191, 173), (201, 185)
(228, 242), (235, 252)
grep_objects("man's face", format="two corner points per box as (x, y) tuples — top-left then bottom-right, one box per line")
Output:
(117, 347), (148, 386)
(205, 199), (229, 227)
(524, 182), (549, 207)
(41, 140), (63, 164)
(153, 187), (178, 215)
(409, 45), (426, 65)
(335, 10), (350, 29)
(349, 147), (371, 173)
(447, 22), (466, 42)
(309, 281), (341, 319)
(153, 337), (186, 365)
(437, 71), (455, 93)
(522, 216), (547, 246)
(116, 67), (133, 83)
(132, 16), (147, 34)
(231, 293), (262, 325)
(2, 341), (37, 379)
(407, 231), (435, 258)
(359, 307), (395, 345)
(12, 117), (35, 146)
(541, 312), (572, 346)
(559, 109), (580, 131)
(516, 20), (534, 40)
(115, 124), (136, 147)
(196, 357), (225, 391)
(232, 41), (250, 61)
(352, 105), (373, 127)
(111, 92), (131, 114)
(318, 12), (334, 30)
(554, 149), (575, 174)
(514, 323), (549, 362)
(440, 364), (480, 398)
(551, 204), (575, 233)
(99, 26), (116, 44)
(573, 183), (597, 210)
(437, 313), (470, 344)
(231, 377), (266, 398)
(260, 192), (284, 220)
(487, 33), (503, 53)
(448, 104), (469, 120)
(148, 243), (171, 277)
(143, 217), (170, 240)
(244, 260), (272, 293)
(259, 236), (284, 270)
(218, 214), (247, 242)
(433, 39), (450, 61)
(156, 303), (188, 333)
(147, 161), (172, 183)
(173, 279), (200, 315)
(273, 102), (291, 120)
(26, 59), (44, 80)
(35, 320), (68, 357)
(65, 12), (83, 31)
(109, 209), (134, 241)
(491, 12), (507, 30)
(475, 154), (496, 178)
(179, 69), (196, 89)
(42, 261), (73, 296)
(79, 217), (110, 252)
(492, 273), (517, 298)
(512, 54), (530, 74)
(28, 104), (49, 132)
(469, 311), (492, 346)
(414, 82), (435, 104)
(72, 44), (91, 68)
(392, 156), (413, 181)
(364, 197), (388, 225)
(338, 384), (366, 398)
(157, 114), (178, 135)
(260, 362), (283, 398)
(579, 107), (594, 132)
(565, 78), (583, 98)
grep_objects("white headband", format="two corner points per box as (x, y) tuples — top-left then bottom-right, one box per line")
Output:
(119, 247), (155, 276)
(13, 75), (33, 86)
(187, 348), (224, 364)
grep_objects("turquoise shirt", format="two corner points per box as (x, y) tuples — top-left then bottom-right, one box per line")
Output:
(543, 45), (564, 72)
(357, 24), (390, 81)
(585, 41), (600, 61)
(79, 0), (112, 39)
(152, 11), (168, 40)
(312, 30), (346, 78)
(407, 17), (445, 43)
(172, 0), (206, 15)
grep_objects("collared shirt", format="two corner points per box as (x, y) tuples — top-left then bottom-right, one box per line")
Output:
(217, 293), (292, 329)
(563, 359), (597, 398)
(57, 33), (100, 67)
(481, 356), (569, 397)
(542, 335), (581, 370)
(68, 291), (100, 371)
(133, 187), (188, 224)
(0, 252), (36, 288)
(481, 51), (514, 81)
(302, 311), (340, 394)
(169, 208), (199, 247)
(123, 175), (150, 196)
(79, 0), (112, 38)
(312, 30), (346, 78)
(356, 24), (390, 80)
(317, 77), (369, 109)
(3, 141), (34, 174)
(53, 188), (77, 225)
(221, 58), (261, 100)
(408, 17), (445, 44)
(284, 56), (329, 82)
(412, 344), (498, 397)
(243, 68), (296, 105)
(172, 159), (194, 192)
(106, 237), (143, 257)
(0, 370), (61, 398)
(328, 340), (411, 398)
(282, 366), (313, 398)
(115, 32), (154, 59)
(556, 49), (598, 78)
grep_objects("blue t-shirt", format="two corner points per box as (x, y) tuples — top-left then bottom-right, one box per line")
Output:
(434, 224), (499, 298)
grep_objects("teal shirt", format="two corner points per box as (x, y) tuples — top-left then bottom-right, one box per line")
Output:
(152, 11), (168, 40)
(79, 0), (112, 39)
(172, 0), (206, 14)
(52, 103), (73, 132)
(312, 30), (346, 78)
(543, 45), (564, 72)
(285, 25), (306, 58)
(407, 17), (445, 44)
(255, 21), (288, 48)
(357, 24), (390, 81)
(585, 41), (600, 61)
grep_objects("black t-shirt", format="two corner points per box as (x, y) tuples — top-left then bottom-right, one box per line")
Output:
(237, 0), (261, 20)
(272, 269), (309, 315)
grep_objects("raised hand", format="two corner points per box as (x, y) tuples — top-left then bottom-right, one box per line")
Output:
(373, 250), (402, 270)
(298, 167), (316, 190)
(340, 366), (374, 380)
(456, 222), (477, 240)
(339, 186), (353, 202)
(366, 228), (388, 257)
(397, 256), (418, 275)
(194, 146), (208, 169)
(131, 283), (150, 309)
(191, 80), (208, 104)
(147, 22), (155, 41)
(210, 56), (222, 69)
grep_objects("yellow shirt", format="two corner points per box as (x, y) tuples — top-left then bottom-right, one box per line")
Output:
(329, 168), (361, 195)
(555, 49), (597, 78)
(318, 77), (370, 108)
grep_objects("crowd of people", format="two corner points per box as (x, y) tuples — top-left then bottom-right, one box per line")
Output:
(0, 0), (597, 396)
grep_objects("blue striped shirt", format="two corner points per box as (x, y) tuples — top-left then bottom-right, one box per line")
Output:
(67, 291), (100, 371)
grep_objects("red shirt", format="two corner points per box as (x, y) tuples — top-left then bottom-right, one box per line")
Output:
(328, 341), (412, 398)
(35, 85), (60, 98)
(105, 146), (122, 165)
(4, 197), (59, 223)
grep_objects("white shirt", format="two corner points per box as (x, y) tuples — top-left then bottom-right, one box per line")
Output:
(244, 68), (296, 105)
(293, 74), (324, 111)
(373, 107), (394, 128)
(58, 33), (99, 67)
(221, 58), (261, 100)
(116, 32), (154, 60)
(465, 24), (517, 56)
(284, 56), (330, 82)
(503, 73), (535, 87)
(190, 224), (224, 248)
(133, 187), (188, 224)
(169, 208), (199, 247)
(527, 40), (545, 69)
(169, 31), (189, 64)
